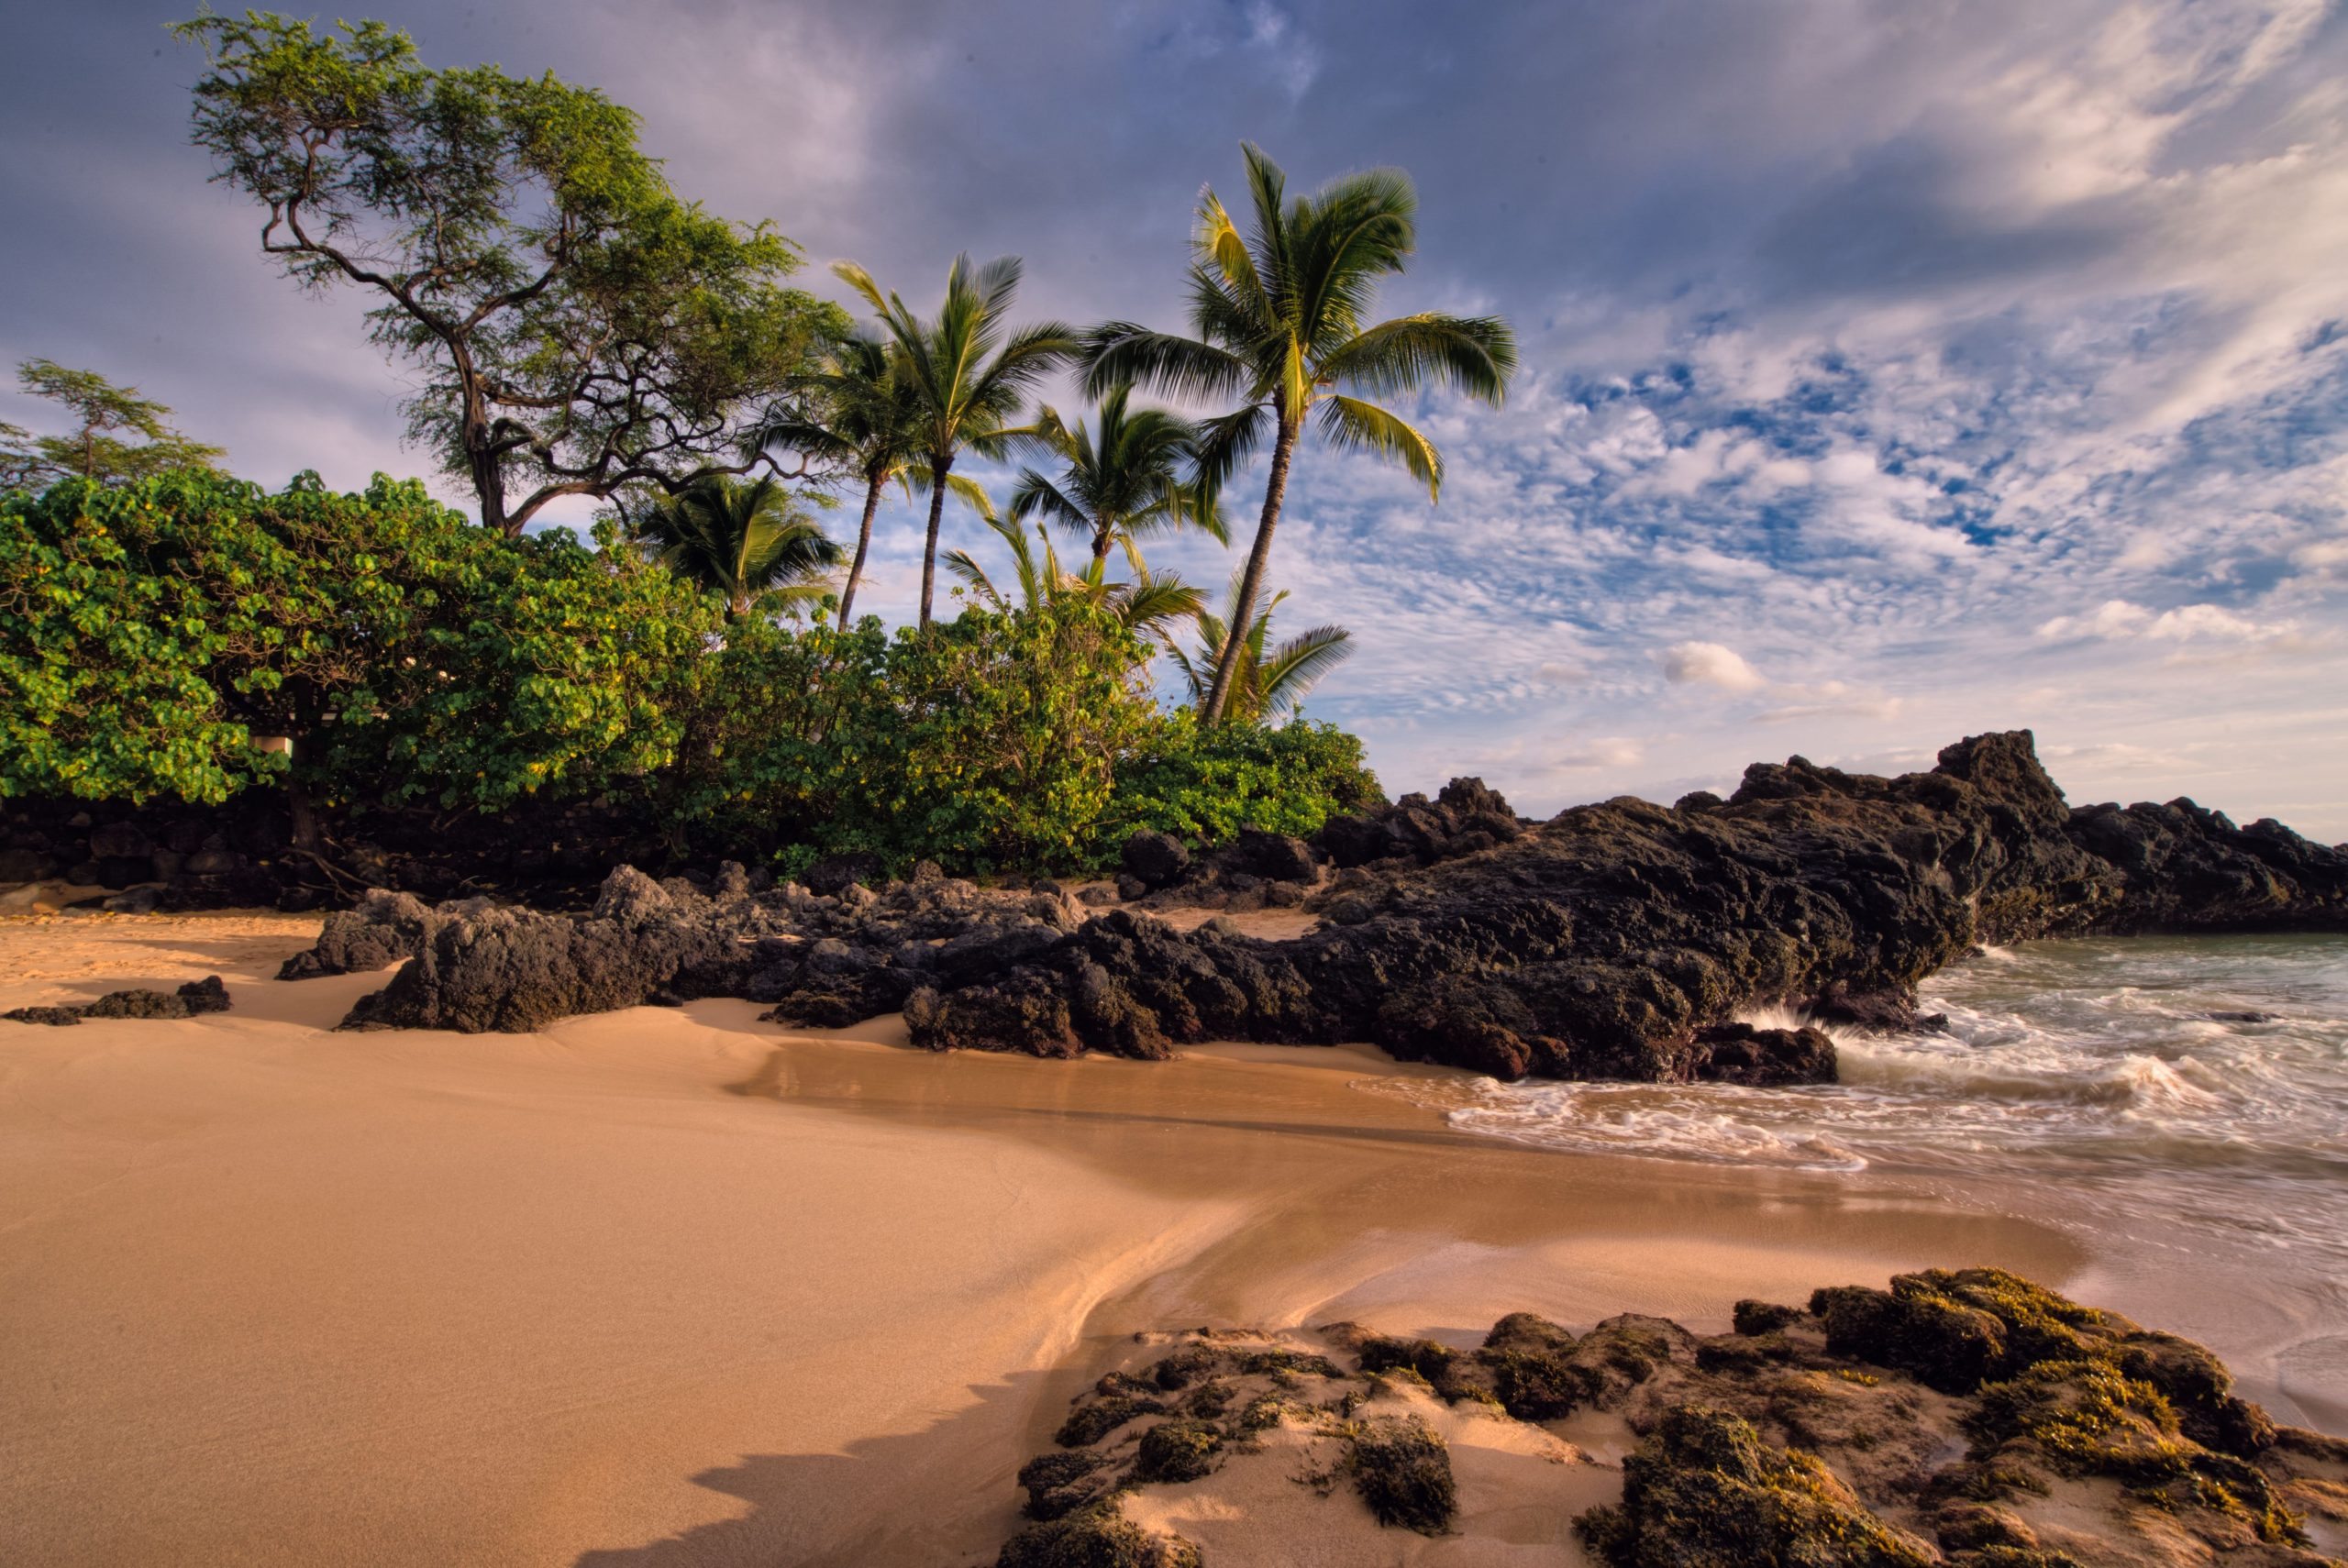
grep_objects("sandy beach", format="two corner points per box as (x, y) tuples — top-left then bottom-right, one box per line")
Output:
(0, 911), (2332, 1566)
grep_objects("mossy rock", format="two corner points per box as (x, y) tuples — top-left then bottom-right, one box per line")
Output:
(1017, 1451), (1114, 1521)
(1056, 1394), (1168, 1448)
(1578, 1404), (1933, 1568)
(1357, 1335), (1458, 1385)
(1968, 1357), (2186, 1482)
(995, 1502), (1202, 1568)
(1734, 1299), (1806, 1336)
(1147, 1346), (1219, 1392)
(1132, 1418), (1223, 1485)
(1477, 1345), (1583, 1419)
(1562, 1316), (1689, 1408)
(1484, 1310), (1577, 1356)
(1810, 1269), (2139, 1397)
(1811, 1283), (2005, 1396)
(1348, 1413), (1456, 1534)
(1234, 1348), (1340, 1379)
(2116, 1331), (2277, 1459)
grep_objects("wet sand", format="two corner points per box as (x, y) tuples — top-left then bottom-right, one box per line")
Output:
(0, 911), (2300, 1566)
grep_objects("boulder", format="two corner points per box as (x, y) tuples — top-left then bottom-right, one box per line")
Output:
(1228, 829), (1315, 884)
(1120, 830), (1191, 890)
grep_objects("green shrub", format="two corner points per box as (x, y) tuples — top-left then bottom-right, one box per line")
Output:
(1109, 713), (1382, 844)
(0, 470), (724, 816)
(4, 471), (1381, 878)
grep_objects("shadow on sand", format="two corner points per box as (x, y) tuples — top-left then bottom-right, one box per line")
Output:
(570, 1369), (1050, 1568)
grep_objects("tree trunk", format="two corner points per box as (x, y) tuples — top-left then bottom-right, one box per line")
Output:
(919, 452), (951, 628)
(839, 471), (885, 629)
(286, 765), (321, 854)
(1202, 415), (1300, 725)
(470, 437), (512, 536)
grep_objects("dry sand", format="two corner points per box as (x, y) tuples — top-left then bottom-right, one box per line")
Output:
(0, 911), (2303, 1566)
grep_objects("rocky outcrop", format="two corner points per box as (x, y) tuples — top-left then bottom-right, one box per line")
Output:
(294, 731), (2348, 1084)
(991, 1272), (2348, 1568)
(3, 976), (231, 1027)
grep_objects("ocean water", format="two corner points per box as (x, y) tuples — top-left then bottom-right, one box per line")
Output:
(1399, 933), (2348, 1279)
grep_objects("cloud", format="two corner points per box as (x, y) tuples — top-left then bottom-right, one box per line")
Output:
(1660, 641), (1766, 691)
(2036, 599), (2298, 643)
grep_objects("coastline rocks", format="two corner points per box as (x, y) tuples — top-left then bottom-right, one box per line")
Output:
(278, 889), (446, 979)
(1314, 775), (1524, 869)
(291, 730), (2348, 1086)
(5, 976), (231, 1027)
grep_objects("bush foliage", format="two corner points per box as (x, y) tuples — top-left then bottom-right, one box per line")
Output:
(0, 472), (1380, 874)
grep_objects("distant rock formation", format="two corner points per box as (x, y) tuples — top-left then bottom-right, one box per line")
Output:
(288, 731), (2348, 1085)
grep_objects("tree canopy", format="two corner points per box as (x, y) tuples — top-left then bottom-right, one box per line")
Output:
(0, 359), (226, 489)
(174, 12), (847, 535)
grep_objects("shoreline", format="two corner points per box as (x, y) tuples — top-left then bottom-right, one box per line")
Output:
(0, 911), (2338, 1564)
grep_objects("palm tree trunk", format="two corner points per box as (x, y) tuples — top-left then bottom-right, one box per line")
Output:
(919, 452), (951, 628)
(838, 471), (886, 629)
(1202, 416), (1299, 725)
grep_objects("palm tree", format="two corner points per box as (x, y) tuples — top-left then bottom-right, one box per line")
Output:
(946, 515), (1206, 640)
(751, 332), (994, 629)
(1084, 144), (1515, 723)
(1009, 383), (1226, 569)
(833, 255), (1079, 628)
(1168, 572), (1354, 725)
(629, 473), (845, 620)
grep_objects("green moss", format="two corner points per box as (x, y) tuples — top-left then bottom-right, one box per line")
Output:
(1347, 1413), (1456, 1534)
(1055, 1395), (1168, 1448)
(1581, 1405), (1933, 1568)
(2115, 1331), (2277, 1458)
(1132, 1418), (1223, 1485)
(1967, 1358), (2186, 1482)
(994, 1502), (1202, 1568)
(1236, 1393), (1294, 1432)
(1234, 1348), (1341, 1379)
(1477, 1346), (1582, 1419)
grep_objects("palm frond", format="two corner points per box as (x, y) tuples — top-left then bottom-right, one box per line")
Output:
(1317, 313), (1518, 405)
(1080, 324), (1251, 403)
(1316, 394), (1443, 498)
(1257, 623), (1353, 720)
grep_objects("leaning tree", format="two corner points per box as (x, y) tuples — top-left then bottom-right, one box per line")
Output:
(175, 13), (847, 535)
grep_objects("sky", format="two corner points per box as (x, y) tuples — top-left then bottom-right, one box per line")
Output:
(5, 0), (2346, 838)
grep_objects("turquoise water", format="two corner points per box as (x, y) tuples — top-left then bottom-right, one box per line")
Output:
(1408, 932), (2348, 1280)
(1396, 933), (2348, 1423)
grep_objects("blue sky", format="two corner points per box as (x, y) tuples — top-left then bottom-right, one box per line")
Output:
(6, 0), (2345, 835)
